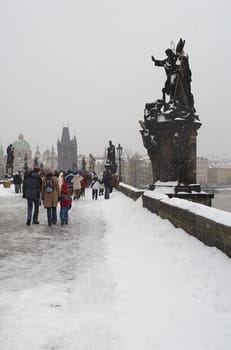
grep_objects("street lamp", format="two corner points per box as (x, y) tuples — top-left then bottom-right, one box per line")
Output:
(116, 143), (123, 182)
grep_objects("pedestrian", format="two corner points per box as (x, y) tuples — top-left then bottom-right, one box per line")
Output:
(41, 169), (60, 226)
(60, 183), (72, 225)
(64, 170), (74, 195)
(13, 171), (23, 193)
(102, 169), (112, 199)
(90, 175), (101, 200)
(98, 174), (104, 196)
(58, 171), (64, 189)
(18, 171), (23, 192)
(22, 168), (42, 225)
(112, 173), (119, 191)
(71, 171), (83, 200)
(80, 173), (87, 197)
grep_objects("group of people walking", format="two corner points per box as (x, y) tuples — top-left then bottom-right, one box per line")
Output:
(21, 167), (118, 227)
(90, 170), (118, 200)
(22, 167), (68, 226)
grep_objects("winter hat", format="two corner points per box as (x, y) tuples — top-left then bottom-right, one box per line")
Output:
(33, 168), (41, 173)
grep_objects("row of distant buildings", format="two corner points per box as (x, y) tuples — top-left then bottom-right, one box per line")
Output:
(0, 127), (78, 178)
(0, 127), (108, 179)
(196, 157), (231, 186)
(121, 156), (231, 188)
(122, 156), (231, 188)
(1, 127), (231, 187)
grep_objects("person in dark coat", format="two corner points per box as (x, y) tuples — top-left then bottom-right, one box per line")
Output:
(102, 169), (112, 199)
(23, 168), (42, 225)
(13, 171), (23, 193)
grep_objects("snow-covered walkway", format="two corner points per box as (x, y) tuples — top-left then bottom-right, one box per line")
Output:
(0, 185), (231, 350)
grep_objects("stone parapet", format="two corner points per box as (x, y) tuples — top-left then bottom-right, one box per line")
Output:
(167, 192), (214, 206)
(118, 183), (144, 201)
(142, 191), (231, 258)
(118, 185), (231, 258)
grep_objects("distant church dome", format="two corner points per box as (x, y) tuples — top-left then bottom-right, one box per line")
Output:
(11, 134), (32, 171)
(13, 134), (31, 151)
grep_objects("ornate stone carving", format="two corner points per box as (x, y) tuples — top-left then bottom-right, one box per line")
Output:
(140, 39), (201, 187)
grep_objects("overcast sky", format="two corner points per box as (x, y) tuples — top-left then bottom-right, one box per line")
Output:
(1, 0), (231, 159)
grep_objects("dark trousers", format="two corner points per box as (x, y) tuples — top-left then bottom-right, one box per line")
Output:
(99, 188), (104, 196)
(47, 207), (57, 225)
(14, 184), (20, 193)
(92, 189), (98, 200)
(104, 186), (110, 199)
(27, 198), (39, 223)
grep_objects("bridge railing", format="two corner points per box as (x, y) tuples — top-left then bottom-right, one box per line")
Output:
(118, 183), (231, 259)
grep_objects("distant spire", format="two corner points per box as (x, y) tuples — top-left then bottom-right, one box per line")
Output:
(61, 126), (71, 144)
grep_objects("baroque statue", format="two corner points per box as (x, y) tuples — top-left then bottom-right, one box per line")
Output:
(151, 39), (194, 108)
(6, 144), (14, 166)
(6, 144), (14, 175)
(105, 140), (117, 174)
(140, 39), (201, 188)
(107, 140), (116, 165)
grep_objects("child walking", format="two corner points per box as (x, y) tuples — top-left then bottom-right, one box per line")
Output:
(60, 183), (72, 225)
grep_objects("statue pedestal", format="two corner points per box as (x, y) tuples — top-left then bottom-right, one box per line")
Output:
(168, 191), (214, 207)
(105, 162), (117, 174)
(153, 119), (201, 184)
(175, 184), (201, 193)
(141, 115), (214, 206)
(3, 181), (11, 188)
(154, 183), (214, 206)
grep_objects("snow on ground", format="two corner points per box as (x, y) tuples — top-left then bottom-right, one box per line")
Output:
(0, 184), (231, 350)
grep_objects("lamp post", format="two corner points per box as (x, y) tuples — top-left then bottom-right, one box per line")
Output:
(24, 152), (28, 173)
(116, 143), (123, 182)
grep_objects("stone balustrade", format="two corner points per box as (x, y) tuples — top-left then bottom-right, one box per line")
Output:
(118, 183), (231, 258)
(118, 183), (144, 201)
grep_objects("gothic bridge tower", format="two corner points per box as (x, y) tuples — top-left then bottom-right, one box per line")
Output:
(57, 127), (77, 171)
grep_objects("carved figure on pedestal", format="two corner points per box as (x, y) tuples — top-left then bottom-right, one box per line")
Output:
(107, 141), (116, 165)
(140, 39), (201, 187)
(6, 144), (14, 175)
(151, 48), (177, 103)
(151, 39), (193, 107)
(105, 141), (117, 174)
(151, 38), (197, 120)
(7, 144), (14, 165)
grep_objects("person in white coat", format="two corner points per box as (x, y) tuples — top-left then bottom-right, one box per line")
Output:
(90, 175), (101, 200)
(71, 172), (83, 200)
(58, 171), (64, 190)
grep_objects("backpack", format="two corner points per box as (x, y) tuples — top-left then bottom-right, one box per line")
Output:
(45, 177), (54, 193)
